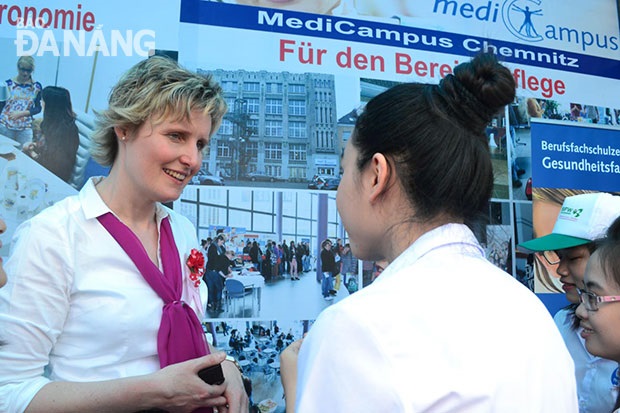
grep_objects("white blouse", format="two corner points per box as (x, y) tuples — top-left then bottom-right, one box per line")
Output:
(0, 178), (204, 412)
(296, 223), (579, 412)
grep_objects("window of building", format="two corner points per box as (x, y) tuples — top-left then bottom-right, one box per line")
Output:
(243, 82), (260, 92)
(219, 119), (233, 135)
(266, 83), (283, 94)
(288, 121), (306, 138)
(221, 81), (238, 92)
(342, 130), (352, 143)
(289, 100), (306, 116)
(266, 98), (283, 115)
(265, 165), (281, 176)
(265, 120), (283, 137)
(245, 141), (258, 160)
(217, 141), (231, 158)
(246, 98), (260, 114)
(225, 97), (237, 110)
(288, 167), (306, 180)
(289, 144), (307, 161)
(289, 84), (306, 94)
(265, 142), (282, 160)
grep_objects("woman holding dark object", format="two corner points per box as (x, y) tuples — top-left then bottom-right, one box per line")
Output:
(0, 57), (247, 412)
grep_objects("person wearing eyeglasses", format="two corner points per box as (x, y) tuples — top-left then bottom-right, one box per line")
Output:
(520, 192), (620, 413)
(576, 215), (620, 412)
(530, 188), (594, 294)
(0, 56), (42, 146)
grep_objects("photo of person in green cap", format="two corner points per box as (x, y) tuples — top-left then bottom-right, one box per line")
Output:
(519, 192), (620, 413)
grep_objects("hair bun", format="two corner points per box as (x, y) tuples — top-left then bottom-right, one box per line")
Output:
(437, 53), (516, 133)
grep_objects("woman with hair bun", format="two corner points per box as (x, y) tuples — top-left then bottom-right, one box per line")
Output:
(279, 53), (578, 412)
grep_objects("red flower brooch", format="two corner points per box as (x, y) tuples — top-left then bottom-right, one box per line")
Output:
(186, 248), (205, 288)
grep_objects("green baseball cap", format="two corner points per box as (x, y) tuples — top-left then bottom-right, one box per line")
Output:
(518, 192), (620, 252)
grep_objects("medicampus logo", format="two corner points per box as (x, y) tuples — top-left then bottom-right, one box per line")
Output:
(502, 0), (543, 42)
(432, 0), (619, 52)
(502, 0), (619, 52)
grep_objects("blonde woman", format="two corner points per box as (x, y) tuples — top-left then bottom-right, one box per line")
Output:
(0, 56), (42, 146)
(0, 57), (248, 413)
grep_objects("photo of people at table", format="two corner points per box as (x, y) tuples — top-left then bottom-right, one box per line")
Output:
(0, 55), (89, 187)
(204, 319), (312, 413)
(176, 185), (362, 320)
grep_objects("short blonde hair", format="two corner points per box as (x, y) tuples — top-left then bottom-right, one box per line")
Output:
(17, 55), (35, 70)
(91, 56), (227, 166)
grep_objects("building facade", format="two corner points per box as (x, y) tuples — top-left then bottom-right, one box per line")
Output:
(198, 69), (340, 182)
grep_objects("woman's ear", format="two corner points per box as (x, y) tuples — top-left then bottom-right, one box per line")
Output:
(368, 152), (391, 203)
(113, 126), (127, 141)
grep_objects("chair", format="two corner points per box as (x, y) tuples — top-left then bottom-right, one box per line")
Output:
(225, 279), (254, 317)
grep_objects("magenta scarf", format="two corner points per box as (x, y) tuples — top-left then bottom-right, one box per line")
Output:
(98, 212), (213, 412)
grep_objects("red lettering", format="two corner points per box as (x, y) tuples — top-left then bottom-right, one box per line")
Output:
(395, 53), (412, 74)
(83, 12), (95, 31)
(414, 60), (427, 76)
(39, 8), (52, 28)
(439, 64), (453, 78)
(511, 68), (565, 98)
(23, 6), (37, 26)
(336, 47), (352, 68)
(8, 5), (21, 25)
(354, 53), (368, 70)
(429, 62), (440, 77)
(0, 4), (94, 30)
(369, 55), (385, 72)
(279, 39), (295, 62)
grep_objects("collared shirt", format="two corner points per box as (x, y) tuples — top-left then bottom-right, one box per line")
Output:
(0, 178), (203, 413)
(554, 307), (619, 413)
(296, 223), (578, 412)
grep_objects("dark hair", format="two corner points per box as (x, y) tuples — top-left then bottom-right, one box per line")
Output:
(38, 86), (80, 182)
(592, 216), (620, 290)
(352, 53), (515, 233)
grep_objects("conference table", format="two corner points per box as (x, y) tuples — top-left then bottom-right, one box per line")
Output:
(0, 134), (77, 256)
(227, 270), (265, 315)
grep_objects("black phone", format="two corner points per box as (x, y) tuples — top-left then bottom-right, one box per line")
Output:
(198, 364), (225, 385)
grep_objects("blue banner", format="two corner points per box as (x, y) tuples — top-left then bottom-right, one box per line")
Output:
(531, 120), (620, 192)
(179, 0), (620, 80)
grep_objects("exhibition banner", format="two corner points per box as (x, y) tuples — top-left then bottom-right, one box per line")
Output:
(0, 0), (619, 410)
(531, 119), (620, 193)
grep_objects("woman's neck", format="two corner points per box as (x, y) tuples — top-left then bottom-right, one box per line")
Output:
(380, 206), (456, 264)
(95, 175), (157, 231)
(14, 75), (32, 84)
